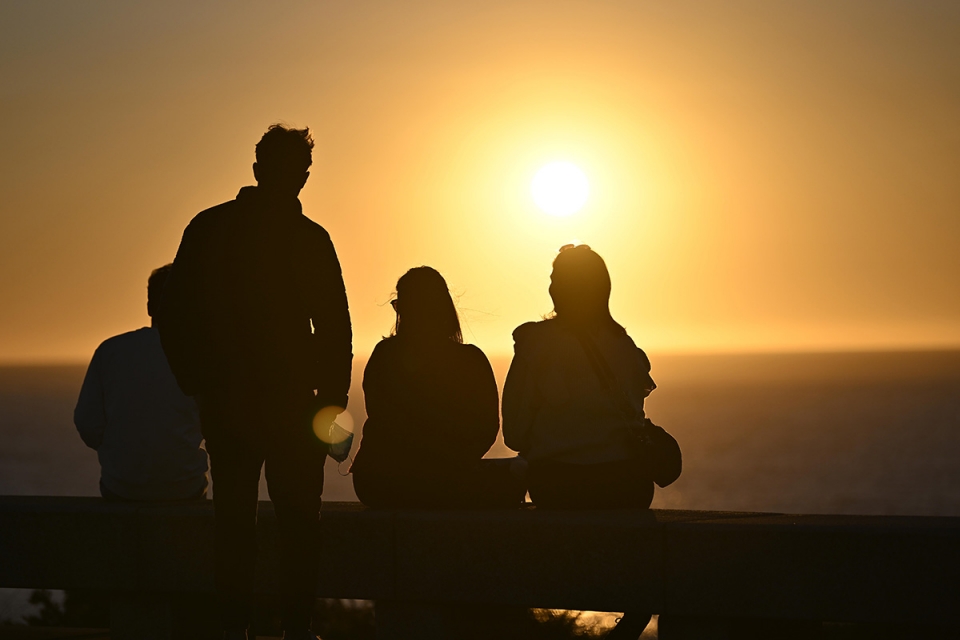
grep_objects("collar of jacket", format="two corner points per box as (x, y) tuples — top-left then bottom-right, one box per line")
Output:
(235, 185), (303, 217)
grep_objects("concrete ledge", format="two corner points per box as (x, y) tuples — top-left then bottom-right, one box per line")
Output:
(1, 496), (959, 624)
(664, 512), (960, 624)
(392, 508), (664, 612)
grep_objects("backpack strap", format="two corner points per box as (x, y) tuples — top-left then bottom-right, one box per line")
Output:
(570, 328), (643, 422)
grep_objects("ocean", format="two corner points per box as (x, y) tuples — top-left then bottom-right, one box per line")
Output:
(2, 350), (959, 627)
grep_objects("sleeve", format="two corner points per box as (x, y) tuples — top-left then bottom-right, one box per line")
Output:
(453, 346), (501, 461)
(647, 423), (682, 488)
(360, 341), (390, 420)
(308, 231), (353, 408)
(501, 324), (540, 456)
(74, 349), (106, 450)
(156, 218), (208, 396)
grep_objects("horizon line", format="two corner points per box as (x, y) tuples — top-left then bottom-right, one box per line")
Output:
(4, 343), (960, 368)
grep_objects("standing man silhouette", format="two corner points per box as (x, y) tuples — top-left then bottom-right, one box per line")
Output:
(158, 125), (352, 640)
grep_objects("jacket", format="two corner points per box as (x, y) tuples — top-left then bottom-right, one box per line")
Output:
(158, 186), (352, 406)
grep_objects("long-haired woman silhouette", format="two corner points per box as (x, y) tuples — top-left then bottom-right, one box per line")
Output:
(502, 245), (682, 639)
(350, 266), (524, 508)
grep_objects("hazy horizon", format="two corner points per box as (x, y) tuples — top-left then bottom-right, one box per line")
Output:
(4, 345), (960, 368)
(4, 350), (960, 515)
(2, 1), (958, 362)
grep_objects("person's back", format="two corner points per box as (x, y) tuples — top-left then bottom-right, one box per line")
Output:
(350, 267), (524, 509)
(504, 318), (655, 467)
(74, 265), (207, 501)
(352, 335), (499, 476)
(160, 186), (350, 401)
(502, 245), (680, 509)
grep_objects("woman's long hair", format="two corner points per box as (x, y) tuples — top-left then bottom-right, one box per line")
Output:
(549, 244), (626, 334)
(391, 266), (463, 343)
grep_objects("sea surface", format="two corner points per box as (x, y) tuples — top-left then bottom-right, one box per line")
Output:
(2, 350), (959, 626)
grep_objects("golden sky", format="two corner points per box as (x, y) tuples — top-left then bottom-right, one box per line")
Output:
(1, 1), (958, 362)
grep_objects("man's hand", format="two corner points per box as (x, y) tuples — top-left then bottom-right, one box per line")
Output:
(311, 403), (344, 444)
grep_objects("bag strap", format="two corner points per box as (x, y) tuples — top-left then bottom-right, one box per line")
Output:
(571, 329), (643, 422)
(573, 328), (683, 489)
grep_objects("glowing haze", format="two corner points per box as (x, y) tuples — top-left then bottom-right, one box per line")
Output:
(1, 1), (958, 363)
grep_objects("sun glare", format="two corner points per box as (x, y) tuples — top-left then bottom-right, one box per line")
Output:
(531, 161), (590, 217)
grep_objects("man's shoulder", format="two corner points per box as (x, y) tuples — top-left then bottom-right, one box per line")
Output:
(294, 214), (333, 243)
(95, 328), (157, 357)
(186, 199), (238, 230)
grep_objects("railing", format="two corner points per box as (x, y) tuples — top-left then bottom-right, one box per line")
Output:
(1, 496), (959, 639)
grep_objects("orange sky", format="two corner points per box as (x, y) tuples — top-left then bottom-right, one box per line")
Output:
(1, 1), (958, 363)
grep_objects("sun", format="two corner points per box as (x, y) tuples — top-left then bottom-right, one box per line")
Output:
(531, 161), (590, 217)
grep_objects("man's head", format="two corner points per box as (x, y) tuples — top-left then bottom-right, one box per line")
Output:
(253, 124), (314, 198)
(147, 264), (173, 320)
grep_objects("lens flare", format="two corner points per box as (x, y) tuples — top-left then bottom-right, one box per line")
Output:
(312, 405), (350, 443)
(531, 161), (590, 217)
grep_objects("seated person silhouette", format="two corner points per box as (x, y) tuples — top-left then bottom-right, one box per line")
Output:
(74, 264), (208, 501)
(502, 245), (682, 639)
(350, 266), (525, 508)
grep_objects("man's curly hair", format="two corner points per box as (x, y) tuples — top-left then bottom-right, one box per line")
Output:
(255, 124), (314, 173)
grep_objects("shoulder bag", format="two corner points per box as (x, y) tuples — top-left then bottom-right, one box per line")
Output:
(572, 329), (682, 488)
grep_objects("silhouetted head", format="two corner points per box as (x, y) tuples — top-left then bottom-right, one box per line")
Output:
(253, 124), (314, 198)
(549, 244), (624, 333)
(391, 267), (463, 343)
(147, 263), (173, 321)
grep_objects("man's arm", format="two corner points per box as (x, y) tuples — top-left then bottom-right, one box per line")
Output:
(74, 349), (106, 450)
(308, 231), (353, 409)
(157, 218), (208, 396)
